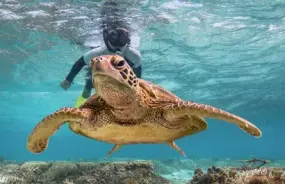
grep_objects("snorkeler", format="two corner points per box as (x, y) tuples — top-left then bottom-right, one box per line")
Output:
(60, 24), (142, 107)
(60, 1), (142, 107)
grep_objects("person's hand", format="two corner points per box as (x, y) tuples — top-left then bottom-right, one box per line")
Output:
(60, 79), (71, 90)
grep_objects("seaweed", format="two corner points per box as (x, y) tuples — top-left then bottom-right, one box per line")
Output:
(238, 155), (270, 171)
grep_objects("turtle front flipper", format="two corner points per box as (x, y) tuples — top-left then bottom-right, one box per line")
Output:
(27, 107), (92, 154)
(164, 101), (262, 137)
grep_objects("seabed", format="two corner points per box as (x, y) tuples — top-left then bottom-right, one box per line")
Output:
(0, 156), (284, 184)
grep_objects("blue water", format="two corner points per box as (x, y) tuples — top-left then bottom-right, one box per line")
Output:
(0, 0), (285, 162)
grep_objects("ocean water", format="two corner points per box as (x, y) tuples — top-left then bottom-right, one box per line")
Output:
(0, 0), (285, 167)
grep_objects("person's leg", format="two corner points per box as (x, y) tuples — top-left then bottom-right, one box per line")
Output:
(82, 66), (93, 98)
(74, 66), (92, 108)
(82, 80), (92, 98)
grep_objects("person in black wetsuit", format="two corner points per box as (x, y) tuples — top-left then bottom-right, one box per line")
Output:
(60, 1), (142, 107)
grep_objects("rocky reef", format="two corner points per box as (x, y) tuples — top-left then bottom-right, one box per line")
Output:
(187, 166), (285, 184)
(0, 160), (171, 184)
(1, 156), (285, 184)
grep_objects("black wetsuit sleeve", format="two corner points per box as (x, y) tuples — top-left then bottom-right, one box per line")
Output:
(65, 56), (87, 82)
(134, 65), (142, 78)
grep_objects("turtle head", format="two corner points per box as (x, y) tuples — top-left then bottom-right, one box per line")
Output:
(90, 55), (139, 108)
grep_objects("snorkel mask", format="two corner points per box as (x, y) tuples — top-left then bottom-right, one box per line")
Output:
(104, 27), (130, 49)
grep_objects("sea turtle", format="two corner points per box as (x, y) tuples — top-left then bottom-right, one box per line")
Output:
(27, 55), (262, 157)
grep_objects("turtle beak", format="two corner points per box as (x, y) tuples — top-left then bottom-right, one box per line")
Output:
(91, 55), (131, 87)
(90, 57), (97, 69)
(91, 55), (121, 78)
(91, 56), (108, 74)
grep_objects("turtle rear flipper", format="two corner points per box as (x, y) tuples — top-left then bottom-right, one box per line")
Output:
(164, 101), (262, 138)
(27, 107), (92, 153)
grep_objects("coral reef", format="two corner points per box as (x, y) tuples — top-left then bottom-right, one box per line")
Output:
(0, 160), (171, 184)
(1, 156), (285, 184)
(187, 166), (285, 184)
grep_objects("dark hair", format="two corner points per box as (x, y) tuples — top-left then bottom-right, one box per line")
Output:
(103, 27), (130, 50)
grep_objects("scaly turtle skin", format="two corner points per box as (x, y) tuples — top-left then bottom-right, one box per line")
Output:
(27, 55), (262, 157)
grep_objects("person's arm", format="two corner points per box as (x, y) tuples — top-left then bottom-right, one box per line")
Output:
(65, 56), (86, 83)
(65, 47), (104, 83)
(61, 47), (104, 90)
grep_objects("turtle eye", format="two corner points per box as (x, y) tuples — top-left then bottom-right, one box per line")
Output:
(111, 58), (125, 69)
(117, 60), (125, 67)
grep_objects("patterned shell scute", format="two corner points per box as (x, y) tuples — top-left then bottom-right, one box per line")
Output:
(138, 79), (183, 109)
